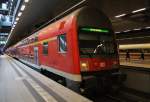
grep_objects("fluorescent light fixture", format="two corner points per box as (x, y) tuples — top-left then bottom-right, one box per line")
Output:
(14, 22), (17, 24)
(13, 24), (16, 27)
(18, 12), (22, 16)
(16, 17), (19, 21)
(24, 0), (29, 3)
(132, 8), (146, 13)
(115, 32), (121, 34)
(134, 28), (141, 31)
(118, 36), (147, 40)
(145, 26), (150, 29)
(20, 5), (26, 11)
(123, 30), (131, 32)
(115, 14), (126, 18)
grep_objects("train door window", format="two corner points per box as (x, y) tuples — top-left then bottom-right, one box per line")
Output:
(58, 34), (67, 53)
(43, 42), (48, 55)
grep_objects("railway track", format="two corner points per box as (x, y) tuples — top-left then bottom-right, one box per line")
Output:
(105, 95), (125, 102)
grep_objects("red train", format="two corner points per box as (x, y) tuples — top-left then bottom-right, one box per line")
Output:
(7, 6), (120, 92)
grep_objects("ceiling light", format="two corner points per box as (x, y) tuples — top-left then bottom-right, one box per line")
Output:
(115, 32), (121, 34)
(14, 22), (17, 24)
(13, 24), (16, 28)
(24, 0), (29, 3)
(124, 30), (131, 32)
(134, 28), (141, 31)
(18, 12), (22, 16)
(115, 14), (126, 18)
(12, 25), (15, 28)
(145, 26), (150, 29)
(16, 17), (19, 21)
(20, 5), (26, 11)
(132, 8), (146, 13)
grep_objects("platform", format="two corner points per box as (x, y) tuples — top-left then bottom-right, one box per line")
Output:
(120, 59), (150, 69)
(0, 55), (92, 102)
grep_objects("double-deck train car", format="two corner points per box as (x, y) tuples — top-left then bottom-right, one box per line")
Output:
(6, 6), (120, 92)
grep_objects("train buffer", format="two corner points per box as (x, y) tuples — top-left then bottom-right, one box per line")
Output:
(0, 55), (92, 102)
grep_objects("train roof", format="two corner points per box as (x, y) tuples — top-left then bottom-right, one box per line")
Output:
(12, 6), (113, 48)
(76, 7), (112, 29)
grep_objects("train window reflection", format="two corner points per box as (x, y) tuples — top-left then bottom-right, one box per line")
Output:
(58, 34), (67, 53)
(78, 29), (116, 58)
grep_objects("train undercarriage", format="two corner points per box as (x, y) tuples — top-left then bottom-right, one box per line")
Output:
(40, 67), (126, 95)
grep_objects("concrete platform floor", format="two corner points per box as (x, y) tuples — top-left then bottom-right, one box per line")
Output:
(0, 55), (91, 102)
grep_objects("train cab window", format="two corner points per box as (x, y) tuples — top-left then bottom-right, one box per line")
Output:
(58, 34), (67, 53)
(43, 42), (48, 55)
(78, 27), (117, 58)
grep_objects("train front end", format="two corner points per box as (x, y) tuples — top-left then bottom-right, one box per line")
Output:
(77, 7), (119, 73)
(76, 7), (120, 92)
(79, 27), (119, 73)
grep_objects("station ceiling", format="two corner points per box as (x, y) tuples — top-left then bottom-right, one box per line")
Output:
(5, 0), (150, 48)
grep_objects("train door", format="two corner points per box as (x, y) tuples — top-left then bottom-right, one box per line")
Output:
(34, 47), (39, 65)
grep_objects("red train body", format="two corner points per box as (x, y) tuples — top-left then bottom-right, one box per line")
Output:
(7, 7), (120, 92)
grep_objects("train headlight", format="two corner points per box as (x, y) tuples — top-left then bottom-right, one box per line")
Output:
(80, 62), (89, 71)
(81, 63), (87, 67)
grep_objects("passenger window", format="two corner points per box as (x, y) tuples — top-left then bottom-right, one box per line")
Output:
(43, 42), (48, 55)
(58, 34), (67, 53)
